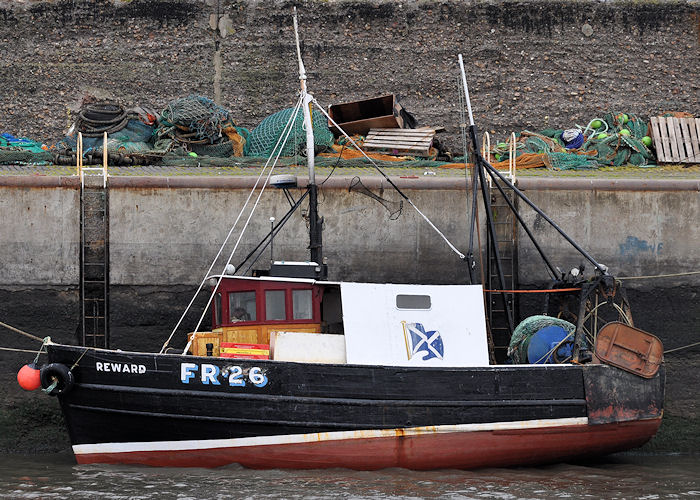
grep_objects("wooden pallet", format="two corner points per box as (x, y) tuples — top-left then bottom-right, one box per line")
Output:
(363, 128), (436, 157)
(650, 116), (700, 164)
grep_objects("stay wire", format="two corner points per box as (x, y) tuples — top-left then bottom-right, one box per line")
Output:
(187, 97), (306, 350)
(618, 271), (700, 280)
(239, 189), (311, 275)
(160, 93), (305, 354)
(312, 97), (466, 260)
(665, 341), (700, 354)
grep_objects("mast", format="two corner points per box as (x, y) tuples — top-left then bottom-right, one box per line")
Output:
(293, 8), (324, 273)
(458, 54), (515, 337)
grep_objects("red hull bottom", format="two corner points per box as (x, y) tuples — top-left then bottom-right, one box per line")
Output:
(74, 418), (662, 470)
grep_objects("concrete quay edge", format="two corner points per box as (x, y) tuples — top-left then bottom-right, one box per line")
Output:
(1, 175), (699, 192)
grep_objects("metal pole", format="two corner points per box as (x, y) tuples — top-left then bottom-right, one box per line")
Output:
(269, 217), (275, 263)
(213, 0), (222, 105)
(294, 8), (323, 269)
(480, 158), (608, 274)
(458, 54), (514, 335)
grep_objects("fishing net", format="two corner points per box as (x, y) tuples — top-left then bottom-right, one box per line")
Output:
(583, 133), (653, 166)
(486, 111), (655, 170)
(0, 133), (52, 164)
(61, 118), (156, 153)
(543, 151), (600, 170)
(244, 107), (334, 158)
(154, 95), (245, 157)
(0, 149), (52, 165)
(507, 315), (577, 364)
(0, 133), (46, 153)
(581, 112), (653, 166)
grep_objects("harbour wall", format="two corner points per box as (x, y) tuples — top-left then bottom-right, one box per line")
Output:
(0, 176), (699, 453)
(1, 176), (698, 288)
(0, 0), (698, 150)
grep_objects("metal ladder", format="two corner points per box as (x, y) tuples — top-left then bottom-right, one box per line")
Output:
(78, 133), (110, 348)
(485, 133), (519, 362)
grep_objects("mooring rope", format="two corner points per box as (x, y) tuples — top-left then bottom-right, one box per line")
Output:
(665, 341), (700, 354)
(0, 320), (44, 343)
(618, 271), (700, 280)
(0, 346), (47, 354)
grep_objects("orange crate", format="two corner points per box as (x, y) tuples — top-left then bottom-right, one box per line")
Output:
(220, 342), (270, 360)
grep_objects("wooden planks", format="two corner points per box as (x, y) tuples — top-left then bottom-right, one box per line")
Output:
(650, 116), (700, 164)
(363, 127), (436, 157)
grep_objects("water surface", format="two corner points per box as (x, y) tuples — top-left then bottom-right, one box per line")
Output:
(1, 453), (698, 499)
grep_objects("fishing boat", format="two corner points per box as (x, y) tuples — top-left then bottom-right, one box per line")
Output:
(31, 12), (664, 469)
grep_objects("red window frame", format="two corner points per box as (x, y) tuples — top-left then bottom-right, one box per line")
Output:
(211, 278), (322, 328)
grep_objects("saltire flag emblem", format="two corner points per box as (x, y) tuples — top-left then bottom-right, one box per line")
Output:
(402, 321), (444, 361)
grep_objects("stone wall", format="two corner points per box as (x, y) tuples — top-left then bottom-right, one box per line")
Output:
(0, 0), (698, 151)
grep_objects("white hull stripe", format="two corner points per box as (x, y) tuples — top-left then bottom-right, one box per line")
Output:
(73, 417), (589, 455)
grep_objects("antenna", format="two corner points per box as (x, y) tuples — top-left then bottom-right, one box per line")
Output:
(293, 7), (306, 90)
(458, 54), (475, 127)
(293, 7), (315, 185)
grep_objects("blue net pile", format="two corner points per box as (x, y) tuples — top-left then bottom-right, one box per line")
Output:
(507, 315), (577, 364)
(0, 133), (52, 164)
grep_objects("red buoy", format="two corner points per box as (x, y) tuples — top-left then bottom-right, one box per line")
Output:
(17, 363), (42, 391)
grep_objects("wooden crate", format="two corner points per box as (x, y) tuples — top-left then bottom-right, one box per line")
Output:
(650, 116), (700, 164)
(222, 324), (321, 346)
(328, 94), (407, 136)
(363, 128), (436, 157)
(188, 331), (222, 357)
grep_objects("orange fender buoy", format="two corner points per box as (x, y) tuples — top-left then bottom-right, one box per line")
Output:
(17, 363), (42, 391)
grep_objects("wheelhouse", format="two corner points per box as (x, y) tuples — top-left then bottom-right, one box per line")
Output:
(188, 275), (340, 358)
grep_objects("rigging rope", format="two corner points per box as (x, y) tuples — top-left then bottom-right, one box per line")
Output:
(160, 94), (306, 354)
(312, 97), (466, 260)
(184, 97), (306, 353)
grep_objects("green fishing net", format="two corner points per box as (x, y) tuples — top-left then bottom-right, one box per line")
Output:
(507, 315), (577, 364)
(244, 107), (334, 158)
(0, 134), (52, 164)
(489, 111), (655, 169)
(154, 95), (246, 157)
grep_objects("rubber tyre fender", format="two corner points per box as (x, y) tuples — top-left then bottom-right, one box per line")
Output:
(40, 363), (75, 396)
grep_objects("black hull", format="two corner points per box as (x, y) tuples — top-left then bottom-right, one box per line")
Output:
(46, 344), (664, 469)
